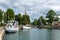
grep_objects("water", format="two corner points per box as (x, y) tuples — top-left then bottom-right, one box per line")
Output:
(3, 28), (60, 40)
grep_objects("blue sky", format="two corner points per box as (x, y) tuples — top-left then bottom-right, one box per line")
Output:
(0, 0), (60, 22)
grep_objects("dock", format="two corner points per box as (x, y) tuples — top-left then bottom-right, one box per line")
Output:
(0, 27), (5, 40)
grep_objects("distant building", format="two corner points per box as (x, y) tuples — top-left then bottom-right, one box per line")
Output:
(52, 14), (60, 27)
(54, 14), (60, 21)
(52, 21), (60, 27)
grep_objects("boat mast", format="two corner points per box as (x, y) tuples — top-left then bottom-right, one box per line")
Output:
(24, 4), (27, 15)
(24, 4), (27, 25)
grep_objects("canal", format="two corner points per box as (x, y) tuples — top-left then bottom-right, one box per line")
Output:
(3, 28), (60, 40)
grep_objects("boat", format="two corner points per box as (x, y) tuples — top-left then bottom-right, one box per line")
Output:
(22, 25), (31, 29)
(5, 21), (19, 32)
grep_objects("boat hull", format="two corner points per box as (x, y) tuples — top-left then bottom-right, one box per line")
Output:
(5, 27), (19, 33)
(22, 25), (31, 29)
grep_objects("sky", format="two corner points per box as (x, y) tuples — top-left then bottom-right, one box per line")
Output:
(0, 0), (60, 22)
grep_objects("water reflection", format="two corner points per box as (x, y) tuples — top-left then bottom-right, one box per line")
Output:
(50, 29), (60, 40)
(3, 28), (60, 40)
(29, 28), (49, 40)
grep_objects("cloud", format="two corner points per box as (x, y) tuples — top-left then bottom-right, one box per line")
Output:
(0, 0), (60, 22)
(49, 5), (60, 11)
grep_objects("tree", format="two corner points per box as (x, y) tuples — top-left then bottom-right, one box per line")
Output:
(18, 13), (22, 25)
(32, 19), (38, 26)
(46, 10), (56, 25)
(54, 17), (59, 21)
(0, 9), (3, 22)
(5, 8), (14, 22)
(37, 16), (46, 27)
(15, 15), (18, 21)
(38, 16), (46, 25)
(54, 15), (59, 21)
(15, 15), (20, 25)
(22, 15), (30, 25)
(26, 15), (30, 24)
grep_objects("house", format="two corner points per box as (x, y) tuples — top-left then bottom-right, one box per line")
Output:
(52, 14), (60, 27)
(52, 21), (60, 28)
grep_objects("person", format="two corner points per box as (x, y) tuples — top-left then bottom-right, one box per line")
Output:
(13, 22), (15, 25)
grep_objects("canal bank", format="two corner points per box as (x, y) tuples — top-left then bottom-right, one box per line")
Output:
(0, 27), (5, 40)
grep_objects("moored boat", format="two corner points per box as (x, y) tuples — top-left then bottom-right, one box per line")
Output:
(5, 21), (19, 33)
(22, 25), (31, 29)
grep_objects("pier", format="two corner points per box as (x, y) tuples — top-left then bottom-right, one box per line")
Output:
(0, 27), (5, 40)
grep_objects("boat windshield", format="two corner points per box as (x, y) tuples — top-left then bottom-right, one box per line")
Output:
(7, 23), (13, 27)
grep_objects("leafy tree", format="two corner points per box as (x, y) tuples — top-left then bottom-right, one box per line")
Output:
(22, 15), (30, 25)
(54, 17), (59, 21)
(5, 8), (14, 22)
(22, 15), (26, 25)
(18, 13), (22, 25)
(32, 19), (38, 26)
(0, 9), (3, 22)
(26, 15), (30, 24)
(46, 10), (56, 25)
(15, 15), (18, 21)
(54, 15), (59, 21)
(38, 16), (46, 25)
(15, 15), (20, 25)
(15, 14), (30, 25)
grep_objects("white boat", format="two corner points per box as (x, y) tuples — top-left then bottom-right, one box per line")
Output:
(5, 21), (19, 32)
(22, 25), (31, 29)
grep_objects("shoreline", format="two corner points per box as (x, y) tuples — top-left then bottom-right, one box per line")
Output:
(39, 27), (60, 29)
